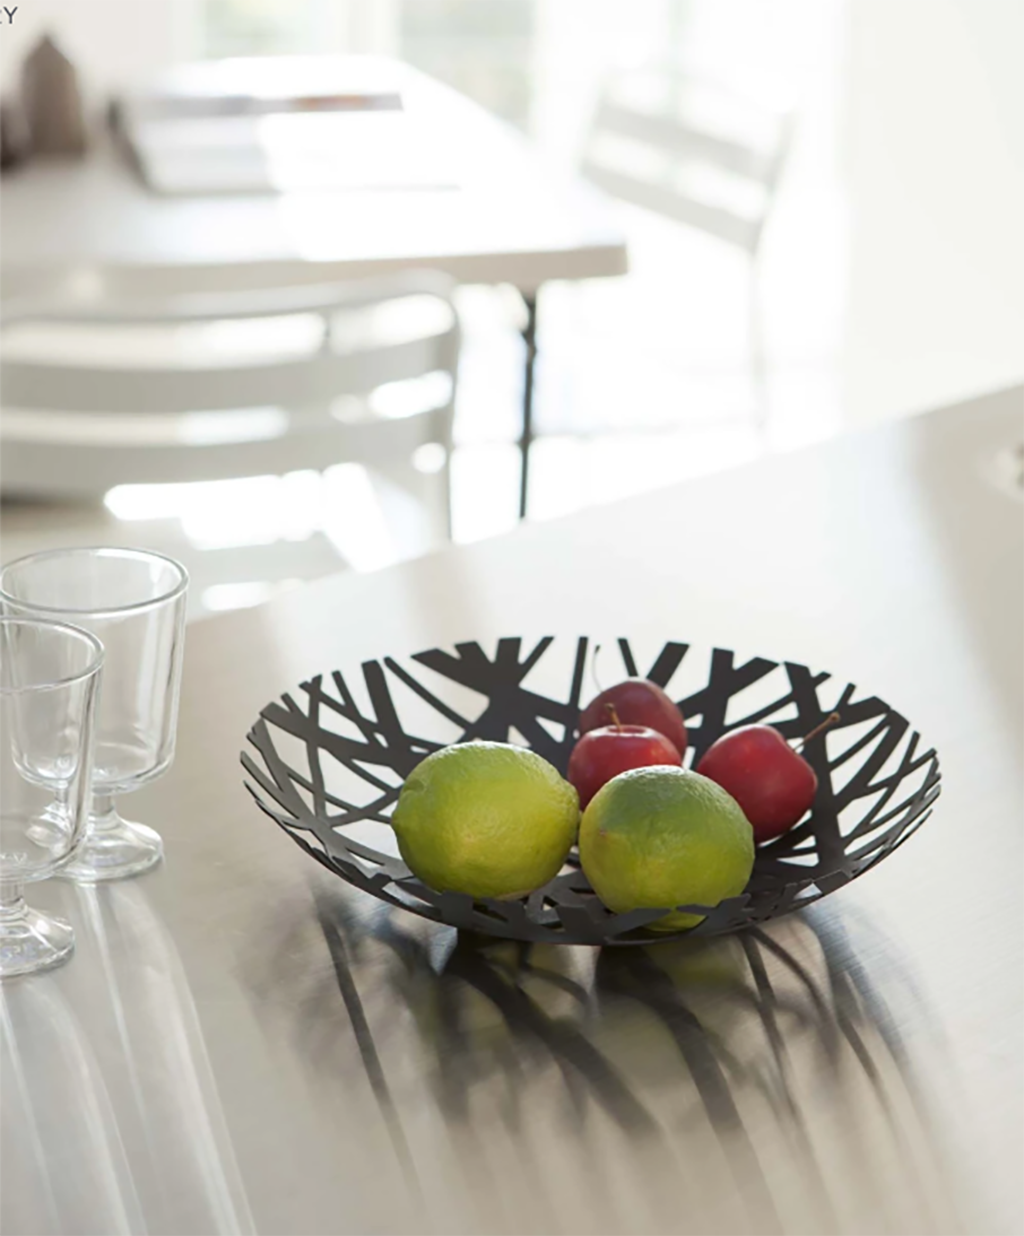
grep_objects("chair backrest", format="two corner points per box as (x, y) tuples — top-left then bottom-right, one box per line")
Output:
(0, 271), (460, 497)
(582, 67), (793, 255)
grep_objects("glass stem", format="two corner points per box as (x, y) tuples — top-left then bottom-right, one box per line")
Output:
(0, 879), (27, 922)
(90, 793), (121, 832)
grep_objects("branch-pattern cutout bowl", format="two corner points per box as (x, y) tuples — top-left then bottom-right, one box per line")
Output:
(241, 637), (940, 945)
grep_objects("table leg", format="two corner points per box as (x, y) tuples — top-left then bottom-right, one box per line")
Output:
(519, 293), (538, 520)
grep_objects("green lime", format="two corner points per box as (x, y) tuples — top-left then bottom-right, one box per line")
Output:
(579, 767), (753, 930)
(392, 742), (579, 900)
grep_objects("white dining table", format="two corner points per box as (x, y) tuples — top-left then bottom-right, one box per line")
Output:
(2, 384), (1020, 1236)
(0, 56), (629, 517)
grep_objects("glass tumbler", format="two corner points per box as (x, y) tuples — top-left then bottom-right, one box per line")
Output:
(0, 548), (188, 882)
(1, 617), (103, 976)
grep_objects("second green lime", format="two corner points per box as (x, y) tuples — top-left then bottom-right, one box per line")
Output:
(579, 766), (754, 929)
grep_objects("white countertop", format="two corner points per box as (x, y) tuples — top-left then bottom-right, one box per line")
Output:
(4, 385), (1021, 1235)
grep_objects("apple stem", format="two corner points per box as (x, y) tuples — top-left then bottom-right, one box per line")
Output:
(605, 702), (624, 731)
(796, 711), (841, 751)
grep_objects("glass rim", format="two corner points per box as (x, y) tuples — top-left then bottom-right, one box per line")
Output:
(0, 546), (189, 618)
(0, 615), (104, 694)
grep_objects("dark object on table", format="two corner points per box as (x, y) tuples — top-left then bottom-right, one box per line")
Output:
(0, 95), (31, 170)
(20, 34), (88, 157)
(242, 635), (941, 946)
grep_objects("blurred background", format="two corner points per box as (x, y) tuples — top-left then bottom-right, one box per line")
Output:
(1, 0), (1021, 616)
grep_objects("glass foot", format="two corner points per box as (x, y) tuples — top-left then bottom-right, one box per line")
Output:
(0, 902), (75, 979)
(60, 811), (163, 883)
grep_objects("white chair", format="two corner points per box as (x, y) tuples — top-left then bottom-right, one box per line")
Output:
(582, 67), (793, 424)
(0, 273), (460, 573)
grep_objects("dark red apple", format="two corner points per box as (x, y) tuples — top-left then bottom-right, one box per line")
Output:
(696, 725), (817, 842)
(568, 724), (682, 808)
(579, 679), (687, 757)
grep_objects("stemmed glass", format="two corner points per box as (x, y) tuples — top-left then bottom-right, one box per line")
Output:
(0, 548), (188, 882)
(1, 617), (103, 976)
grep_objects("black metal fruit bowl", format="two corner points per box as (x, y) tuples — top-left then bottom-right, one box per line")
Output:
(241, 636), (940, 945)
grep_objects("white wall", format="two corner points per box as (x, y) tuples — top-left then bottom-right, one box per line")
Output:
(842, 0), (1024, 423)
(0, 0), (199, 96)
(0, 0), (419, 114)
(0, 0), (401, 91)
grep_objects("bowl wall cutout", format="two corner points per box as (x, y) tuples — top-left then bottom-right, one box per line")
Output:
(241, 637), (940, 945)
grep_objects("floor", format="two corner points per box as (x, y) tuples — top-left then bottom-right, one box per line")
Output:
(1, 211), (843, 619)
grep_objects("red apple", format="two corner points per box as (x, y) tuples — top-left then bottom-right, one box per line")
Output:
(696, 725), (817, 842)
(568, 724), (682, 808)
(579, 679), (687, 757)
